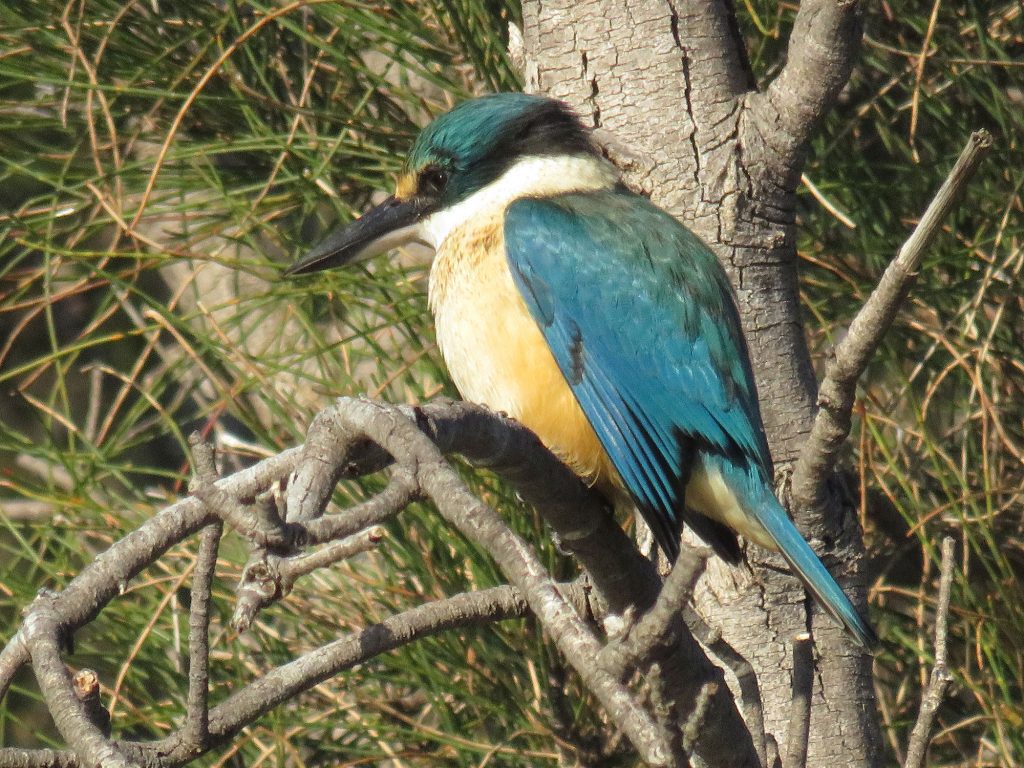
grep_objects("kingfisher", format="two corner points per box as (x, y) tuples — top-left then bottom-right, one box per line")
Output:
(286, 93), (877, 650)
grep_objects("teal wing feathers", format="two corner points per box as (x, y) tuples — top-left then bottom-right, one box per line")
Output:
(504, 189), (770, 560)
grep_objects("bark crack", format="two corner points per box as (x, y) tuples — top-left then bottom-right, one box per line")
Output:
(668, 1), (702, 191)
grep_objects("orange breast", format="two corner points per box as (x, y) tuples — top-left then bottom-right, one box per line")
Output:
(428, 216), (613, 486)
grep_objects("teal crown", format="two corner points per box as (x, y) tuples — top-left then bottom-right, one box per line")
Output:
(403, 93), (596, 206)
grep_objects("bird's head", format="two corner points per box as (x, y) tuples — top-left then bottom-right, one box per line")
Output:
(284, 93), (603, 275)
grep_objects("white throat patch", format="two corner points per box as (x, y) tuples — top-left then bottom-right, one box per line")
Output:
(419, 154), (617, 249)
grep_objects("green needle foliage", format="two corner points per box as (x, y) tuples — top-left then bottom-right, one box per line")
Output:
(1, 0), (1022, 765)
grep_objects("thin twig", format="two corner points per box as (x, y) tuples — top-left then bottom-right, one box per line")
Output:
(189, 433), (300, 551)
(279, 525), (385, 586)
(595, 547), (713, 767)
(784, 633), (814, 768)
(903, 536), (957, 768)
(791, 131), (993, 515)
(232, 526), (386, 631)
(681, 681), (718, 755)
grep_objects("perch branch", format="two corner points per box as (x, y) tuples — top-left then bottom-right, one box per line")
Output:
(791, 131), (992, 514)
(327, 398), (672, 766)
(0, 398), (755, 767)
(903, 536), (956, 768)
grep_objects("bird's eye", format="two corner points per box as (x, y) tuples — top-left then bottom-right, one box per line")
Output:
(419, 167), (449, 195)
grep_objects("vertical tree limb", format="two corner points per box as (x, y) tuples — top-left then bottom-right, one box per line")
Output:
(181, 523), (221, 749)
(748, 0), (864, 173)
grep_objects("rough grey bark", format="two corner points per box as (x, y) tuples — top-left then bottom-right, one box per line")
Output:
(520, 1), (880, 765)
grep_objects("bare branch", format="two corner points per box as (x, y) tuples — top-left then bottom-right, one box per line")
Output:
(0, 447), (301, 701)
(748, 0), (863, 165)
(784, 633), (814, 768)
(197, 585), (530, 750)
(22, 595), (136, 768)
(791, 131), (992, 515)
(1, 586), (534, 768)
(681, 680), (719, 755)
(903, 536), (957, 768)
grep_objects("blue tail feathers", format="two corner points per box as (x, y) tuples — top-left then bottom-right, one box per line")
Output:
(755, 493), (879, 652)
(709, 455), (879, 651)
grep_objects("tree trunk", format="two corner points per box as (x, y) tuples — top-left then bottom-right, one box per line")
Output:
(521, 2), (881, 765)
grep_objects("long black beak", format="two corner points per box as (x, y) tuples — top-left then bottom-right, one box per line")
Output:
(284, 196), (427, 276)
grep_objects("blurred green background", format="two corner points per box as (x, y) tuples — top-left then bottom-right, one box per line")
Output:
(1, 1), (1021, 765)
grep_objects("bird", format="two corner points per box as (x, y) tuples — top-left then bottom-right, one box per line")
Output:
(286, 93), (878, 651)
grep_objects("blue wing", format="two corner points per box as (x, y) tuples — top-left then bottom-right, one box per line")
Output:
(504, 190), (770, 561)
(504, 190), (878, 650)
